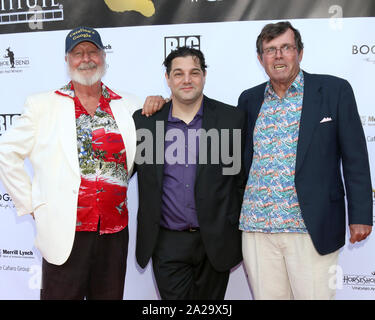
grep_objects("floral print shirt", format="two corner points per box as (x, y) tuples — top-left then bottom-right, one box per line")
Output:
(239, 70), (307, 233)
(56, 82), (129, 234)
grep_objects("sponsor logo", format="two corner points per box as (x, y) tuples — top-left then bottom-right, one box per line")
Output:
(0, 113), (20, 136)
(164, 35), (201, 58)
(361, 115), (367, 126)
(0, 248), (34, 259)
(352, 44), (375, 64)
(103, 43), (113, 54)
(0, 1), (63, 30)
(0, 262), (42, 289)
(343, 272), (375, 291)
(352, 45), (375, 55)
(0, 47), (30, 74)
(0, 192), (15, 210)
(360, 115), (375, 126)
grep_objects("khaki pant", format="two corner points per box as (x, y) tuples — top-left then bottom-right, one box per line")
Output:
(242, 232), (339, 300)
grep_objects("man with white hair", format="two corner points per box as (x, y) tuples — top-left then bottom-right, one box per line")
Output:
(0, 26), (141, 299)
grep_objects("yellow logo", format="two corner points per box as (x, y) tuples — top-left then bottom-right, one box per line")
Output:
(104, 0), (155, 17)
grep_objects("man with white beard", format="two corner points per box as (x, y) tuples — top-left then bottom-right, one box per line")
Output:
(0, 27), (141, 299)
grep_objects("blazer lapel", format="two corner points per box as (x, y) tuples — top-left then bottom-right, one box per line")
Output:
(57, 96), (80, 178)
(195, 96), (217, 181)
(242, 83), (265, 178)
(154, 102), (171, 188)
(111, 99), (137, 176)
(250, 84), (266, 132)
(295, 72), (322, 174)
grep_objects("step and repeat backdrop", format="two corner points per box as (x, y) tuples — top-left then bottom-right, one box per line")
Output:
(0, 0), (374, 300)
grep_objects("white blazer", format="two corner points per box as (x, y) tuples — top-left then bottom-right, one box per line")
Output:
(0, 90), (140, 265)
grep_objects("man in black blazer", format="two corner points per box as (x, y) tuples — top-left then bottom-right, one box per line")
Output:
(133, 47), (246, 299)
(239, 21), (372, 299)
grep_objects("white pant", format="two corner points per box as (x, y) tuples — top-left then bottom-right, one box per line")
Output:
(242, 232), (340, 300)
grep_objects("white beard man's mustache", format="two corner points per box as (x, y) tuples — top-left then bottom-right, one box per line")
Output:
(68, 60), (107, 86)
(77, 61), (98, 71)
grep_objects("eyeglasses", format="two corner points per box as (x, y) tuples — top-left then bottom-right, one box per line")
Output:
(262, 44), (297, 57)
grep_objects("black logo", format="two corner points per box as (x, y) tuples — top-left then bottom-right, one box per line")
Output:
(4, 47), (15, 68)
(0, 193), (15, 210)
(0, 47), (30, 74)
(164, 35), (201, 58)
(0, 113), (21, 136)
(0, 248), (34, 259)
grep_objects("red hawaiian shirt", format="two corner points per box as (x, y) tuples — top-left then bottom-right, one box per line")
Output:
(56, 82), (129, 234)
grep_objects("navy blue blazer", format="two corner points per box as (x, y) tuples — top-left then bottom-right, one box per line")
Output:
(238, 71), (373, 255)
(134, 96), (247, 271)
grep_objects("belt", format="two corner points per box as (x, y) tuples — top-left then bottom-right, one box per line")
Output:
(160, 226), (200, 232)
(184, 227), (200, 232)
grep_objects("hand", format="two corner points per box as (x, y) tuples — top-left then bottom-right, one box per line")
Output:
(349, 224), (372, 244)
(141, 95), (169, 117)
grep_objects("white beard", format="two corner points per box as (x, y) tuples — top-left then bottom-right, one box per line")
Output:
(68, 60), (107, 86)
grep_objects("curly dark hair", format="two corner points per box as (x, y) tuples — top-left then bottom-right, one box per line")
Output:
(163, 46), (207, 76)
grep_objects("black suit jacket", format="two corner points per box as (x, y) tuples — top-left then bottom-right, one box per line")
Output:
(133, 95), (246, 272)
(238, 71), (373, 255)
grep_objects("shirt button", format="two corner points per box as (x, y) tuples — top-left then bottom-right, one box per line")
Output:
(186, 184), (189, 188)
(185, 164), (189, 168)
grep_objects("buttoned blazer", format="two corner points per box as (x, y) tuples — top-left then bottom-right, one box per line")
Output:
(133, 95), (247, 272)
(0, 90), (140, 265)
(238, 71), (373, 255)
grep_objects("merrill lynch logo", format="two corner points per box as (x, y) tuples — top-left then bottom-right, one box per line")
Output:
(360, 115), (375, 126)
(0, 248), (34, 259)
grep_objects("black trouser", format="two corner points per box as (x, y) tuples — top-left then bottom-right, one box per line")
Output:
(40, 227), (129, 300)
(152, 227), (229, 300)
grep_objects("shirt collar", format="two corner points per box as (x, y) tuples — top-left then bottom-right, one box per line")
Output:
(168, 100), (204, 123)
(55, 81), (122, 117)
(264, 69), (304, 100)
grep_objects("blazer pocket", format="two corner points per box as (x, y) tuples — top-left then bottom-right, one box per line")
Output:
(318, 120), (336, 155)
(319, 120), (335, 132)
(33, 202), (46, 211)
(32, 202), (47, 220)
(320, 119), (334, 125)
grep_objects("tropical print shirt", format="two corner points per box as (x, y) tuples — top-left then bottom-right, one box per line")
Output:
(239, 70), (307, 233)
(56, 82), (129, 234)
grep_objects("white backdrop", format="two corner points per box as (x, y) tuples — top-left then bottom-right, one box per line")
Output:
(0, 17), (374, 300)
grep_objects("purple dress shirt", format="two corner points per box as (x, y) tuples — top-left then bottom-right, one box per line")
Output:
(160, 104), (203, 230)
